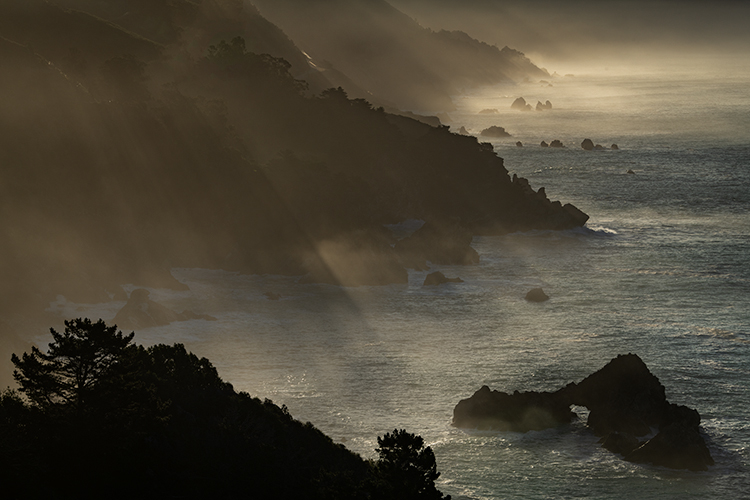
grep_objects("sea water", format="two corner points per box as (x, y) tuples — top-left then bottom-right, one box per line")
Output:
(54, 70), (749, 499)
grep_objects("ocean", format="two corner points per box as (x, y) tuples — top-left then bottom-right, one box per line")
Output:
(51, 69), (750, 499)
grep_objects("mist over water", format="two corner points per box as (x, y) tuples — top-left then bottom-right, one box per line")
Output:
(57, 72), (750, 499)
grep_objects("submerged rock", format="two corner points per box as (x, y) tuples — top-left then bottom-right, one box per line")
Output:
(452, 353), (714, 471)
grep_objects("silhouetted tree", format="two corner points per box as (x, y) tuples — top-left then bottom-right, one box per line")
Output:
(11, 318), (134, 412)
(376, 429), (451, 500)
(205, 36), (308, 94)
(4, 320), (454, 499)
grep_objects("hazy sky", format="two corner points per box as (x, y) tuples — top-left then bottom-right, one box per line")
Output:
(390, 0), (750, 73)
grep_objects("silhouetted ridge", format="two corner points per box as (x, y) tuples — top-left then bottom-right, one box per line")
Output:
(1, 319), (451, 498)
(252, 0), (549, 111)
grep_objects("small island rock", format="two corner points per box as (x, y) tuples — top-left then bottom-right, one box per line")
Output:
(453, 354), (714, 471)
(511, 97), (532, 111)
(581, 138), (594, 150)
(423, 271), (464, 286)
(480, 126), (511, 138)
(525, 288), (550, 302)
(536, 100), (552, 111)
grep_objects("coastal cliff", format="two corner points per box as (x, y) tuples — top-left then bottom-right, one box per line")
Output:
(0, 0), (586, 342)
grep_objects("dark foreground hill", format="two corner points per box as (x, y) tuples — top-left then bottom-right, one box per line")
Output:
(1, 319), (450, 499)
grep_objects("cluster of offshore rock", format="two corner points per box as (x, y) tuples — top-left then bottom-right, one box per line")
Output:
(511, 97), (552, 112)
(581, 138), (619, 150)
(453, 354), (714, 471)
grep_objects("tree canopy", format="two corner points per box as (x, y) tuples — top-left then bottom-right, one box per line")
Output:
(11, 318), (134, 411)
(3, 319), (451, 499)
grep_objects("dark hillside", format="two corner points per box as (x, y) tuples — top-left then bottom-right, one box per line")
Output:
(1, 320), (450, 498)
(0, 0), (587, 384)
(252, 0), (548, 112)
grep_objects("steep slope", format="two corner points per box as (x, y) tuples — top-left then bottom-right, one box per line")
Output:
(252, 0), (548, 112)
(0, 0), (586, 359)
(46, 0), (335, 93)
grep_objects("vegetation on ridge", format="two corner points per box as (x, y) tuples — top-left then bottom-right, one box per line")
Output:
(2, 318), (451, 499)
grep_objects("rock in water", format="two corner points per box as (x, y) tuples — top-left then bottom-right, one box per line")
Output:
(525, 288), (549, 302)
(567, 353), (668, 437)
(625, 421), (715, 471)
(452, 385), (574, 431)
(452, 353), (714, 471)
(511, 96), (529, 111)
(480, 125), (511, 137)
(423, 271), (463, 286)
(581, 138), (594, 150)
(536, 100), (552, 111)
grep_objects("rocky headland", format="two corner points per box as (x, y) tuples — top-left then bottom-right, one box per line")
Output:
(453, 354), (714, 471)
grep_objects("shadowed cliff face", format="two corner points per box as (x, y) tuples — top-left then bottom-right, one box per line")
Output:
(390, 0), (750, 73)
(252, 0), (548, 112)
(0, 0), (586, 374)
